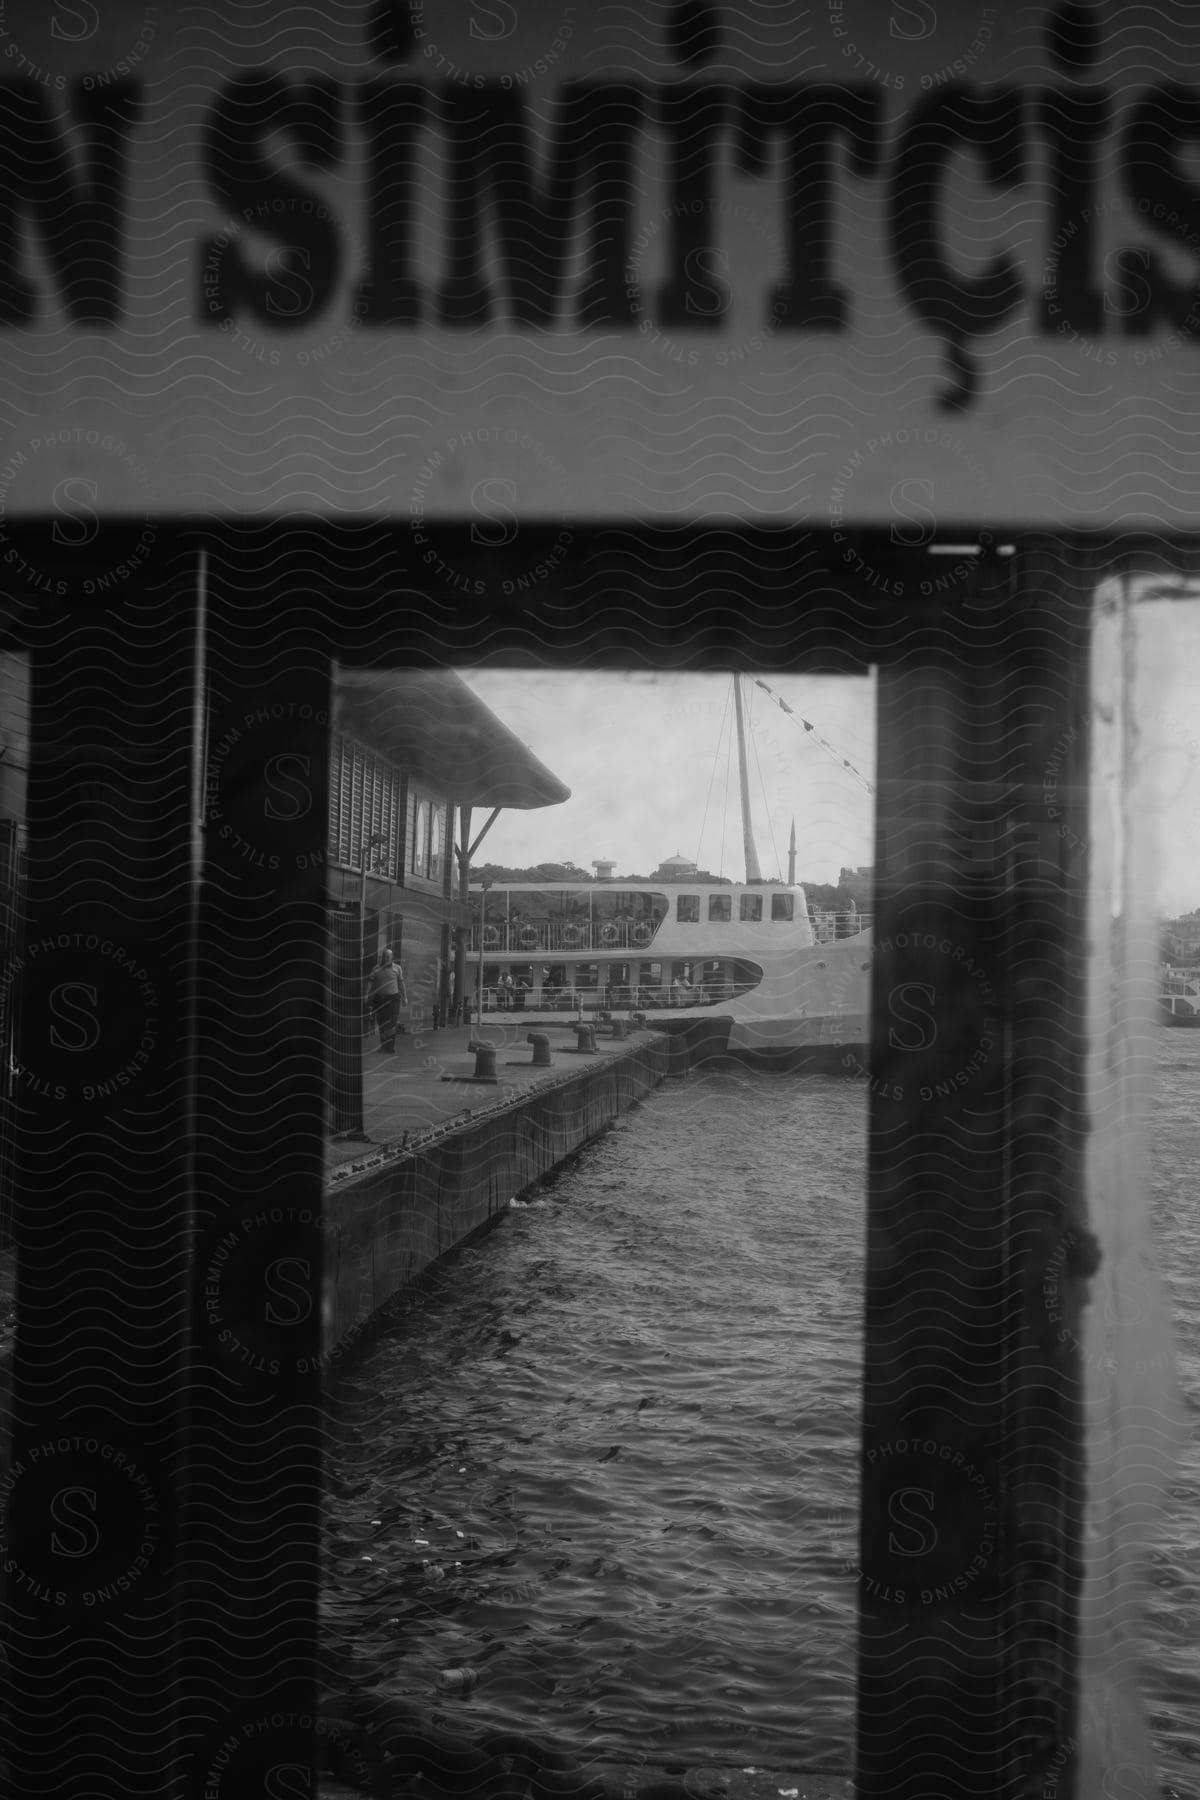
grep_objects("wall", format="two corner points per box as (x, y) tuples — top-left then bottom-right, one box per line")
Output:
(323, 1035), (671, 1355)
(391, 885), (448, 1029)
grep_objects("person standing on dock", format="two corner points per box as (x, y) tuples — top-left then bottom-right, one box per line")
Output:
(365, 947), (407, 1053)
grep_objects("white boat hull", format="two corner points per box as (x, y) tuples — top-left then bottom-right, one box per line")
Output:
(716, 928), (872, 1053)
(725, 1011), (869, 1052)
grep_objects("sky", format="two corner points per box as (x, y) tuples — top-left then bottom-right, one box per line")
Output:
(4, 641), (1199, 910)
(461, 635), (1200, 915)
(1130, 591), (1200, 917)
(458, 669), (877, 886)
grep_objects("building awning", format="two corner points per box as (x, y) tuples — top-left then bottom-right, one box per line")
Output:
(334, 667), (570, 810)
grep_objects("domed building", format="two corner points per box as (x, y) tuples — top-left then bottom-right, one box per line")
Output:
(652, 850), (697, 880)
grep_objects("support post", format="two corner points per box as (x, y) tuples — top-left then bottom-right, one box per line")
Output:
(856, 552), (1093, 1798)
(178, 552), (331, 1795)
(8, 546), (198, 1797)
(453, 805), (471, 1025)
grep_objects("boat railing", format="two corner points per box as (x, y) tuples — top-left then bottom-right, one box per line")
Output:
(479, 978), (761, 1013)
(811, 911), (873, 943)
(470, 914), (874, 953)
(469, 920), (661, 956)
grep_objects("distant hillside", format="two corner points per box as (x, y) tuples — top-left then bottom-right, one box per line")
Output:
(801, 867), (873, 913)
(474, 862), (874, 901)
(475, 862), (733, 885)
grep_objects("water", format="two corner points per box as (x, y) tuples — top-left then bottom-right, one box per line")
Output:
(1145, 1032), (1200, 1800)
(323, 1041), (1200, 1791)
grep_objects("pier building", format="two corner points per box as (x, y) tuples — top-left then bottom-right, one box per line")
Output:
(327, 666), (569, 1034)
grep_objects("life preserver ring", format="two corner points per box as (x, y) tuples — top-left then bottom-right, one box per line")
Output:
(562, 925), (584, 948)
(600, 923), (619, 946)
(518, 925), (539, 950)
(483, 925), (500, 948)
(632, 922), (653, 946)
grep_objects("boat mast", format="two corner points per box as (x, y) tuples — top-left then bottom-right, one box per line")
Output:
(733, 674), (763, 884)
(788, 819), (797, 886)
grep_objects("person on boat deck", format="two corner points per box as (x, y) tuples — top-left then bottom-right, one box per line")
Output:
(499, 971), (515, 1010)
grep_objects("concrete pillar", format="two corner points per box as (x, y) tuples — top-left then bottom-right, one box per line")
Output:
(8, 543), (198, 1795)
(329, 902), (365, 1134)
(452, 804), (470, 1023)
(181, 554), (331, 1795)
(857, 549), (1095, 1798)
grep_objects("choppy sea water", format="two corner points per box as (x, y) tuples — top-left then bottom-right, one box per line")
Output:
(1145, 1031), (1200, 1800)
(323, 1039), (1200, 1793)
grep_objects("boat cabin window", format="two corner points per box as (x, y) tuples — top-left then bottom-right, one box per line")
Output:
(708, 895), (731, 922)
(771, 893), (795, 921)
(677, 894), (700, 922)
(739, 893), (763, 921)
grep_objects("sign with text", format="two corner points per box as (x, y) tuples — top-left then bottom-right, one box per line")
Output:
(2, 0), (1200, 532)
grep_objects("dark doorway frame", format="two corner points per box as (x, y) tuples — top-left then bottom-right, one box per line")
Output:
(3, 520), (1183, 1798)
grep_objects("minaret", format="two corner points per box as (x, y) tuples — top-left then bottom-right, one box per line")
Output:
(788, 819), (797, 886)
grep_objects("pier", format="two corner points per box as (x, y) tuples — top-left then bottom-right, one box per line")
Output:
(325, 1020), (672, 1355)
(323, 1006), (862, 1362)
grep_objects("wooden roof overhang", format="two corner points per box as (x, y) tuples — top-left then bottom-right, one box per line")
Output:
(333, 666), (570, 811)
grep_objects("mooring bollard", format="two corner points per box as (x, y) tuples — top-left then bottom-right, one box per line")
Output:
(526, 1032), (552, 1066)
(467, 1039), (499, 1082)
(610, 1018), (628, 1040)
(573, 1023), (598, 1053)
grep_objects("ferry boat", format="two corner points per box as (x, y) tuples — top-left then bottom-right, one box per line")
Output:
(1158, 967), (1200, 1027)
(468, 878), (872, 1057)
(467, 675), (872, 1062)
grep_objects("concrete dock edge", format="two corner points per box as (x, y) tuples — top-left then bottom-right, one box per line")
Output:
(323, 1033), (672, 1356)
